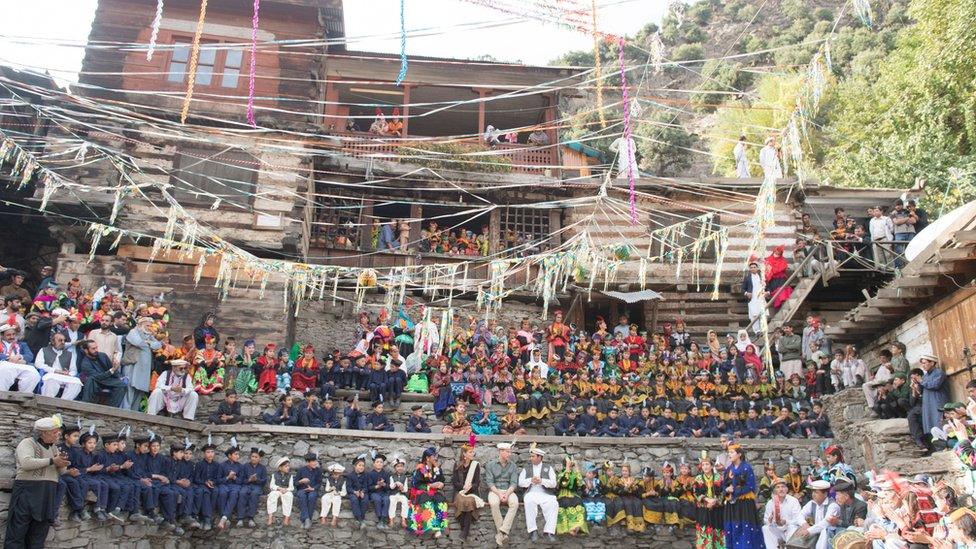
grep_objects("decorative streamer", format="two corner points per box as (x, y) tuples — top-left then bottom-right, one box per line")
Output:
(394, 0), (408, 86)
(853, 0), (873, 27)
(590, 0), (606, 128)
(246, 0), (260, 127)
(617, 36), (637, 225)
(649, 31), (666, 74)
(147, 0), (164, 61)
(180, 0), (209, 124)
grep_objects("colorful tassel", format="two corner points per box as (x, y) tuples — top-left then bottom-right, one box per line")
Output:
(394, 0), (408, 85)
(180, 0), (209, 124)
(246, 0), (260, 126)
(618, 37), (637, 225)
(147, 0), (164, 61)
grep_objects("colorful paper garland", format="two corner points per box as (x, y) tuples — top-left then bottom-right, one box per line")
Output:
(247, 0), (260, 126)
(617, 36), (637, 225)
(146, 0), (164, 61)
(394, 0), (408, 86)
(180, 0), (209, 124)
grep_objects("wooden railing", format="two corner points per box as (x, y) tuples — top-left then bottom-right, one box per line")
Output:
(325, 131), (557, 176)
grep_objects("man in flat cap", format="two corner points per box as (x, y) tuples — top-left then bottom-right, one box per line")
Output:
(5, 415), (70, 547)
(797, 479), (840, 549)
(832, 478), (867, 530)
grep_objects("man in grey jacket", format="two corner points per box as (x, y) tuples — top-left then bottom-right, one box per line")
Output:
(777, 324), (804, 379)
(485, 442), (520, 546)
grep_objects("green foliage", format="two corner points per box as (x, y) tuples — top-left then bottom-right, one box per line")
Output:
(708, 74), (804, 176)
(635, 113), (695, 176)
(402, 142), (513, 174)
(818, 0), (976, 210)
(691, 60), (754, 113)
(672, 43), (706, 62)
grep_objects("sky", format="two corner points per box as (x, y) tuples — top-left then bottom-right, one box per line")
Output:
(0, 0), (665, 83)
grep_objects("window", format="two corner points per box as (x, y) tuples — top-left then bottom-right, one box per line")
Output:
(311, 196), (364, 249)
(166, 41), (239, 89)
(501, 206), (550, 256)
(169, 148), (258, 207)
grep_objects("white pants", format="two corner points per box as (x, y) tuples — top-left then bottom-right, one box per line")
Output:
(0, 361), (40, 393)
(146, 388), (200, 420)
(267, 490), (293, 517)
(40, 373), (82, 400)
(763, 522), (799, 549)
(780, 359), (803, 380)
(389, 493), (408, 519)
(320, 493), (342, 518)
(489, 491), (519, 536)
(523, 491), (558, 534)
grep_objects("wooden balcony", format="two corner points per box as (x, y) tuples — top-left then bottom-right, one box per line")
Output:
(324, 131), (558, 176)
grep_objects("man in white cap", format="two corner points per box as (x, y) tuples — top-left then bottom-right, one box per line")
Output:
(517, 445), (558, 541)
(267, 456), (294, 526)
(486, 442), (520, 546)
(762, 477), (804, 549)
(0, 321), (40, 394)
(4, 415), (70, 546)
(34, 330), (83, 400)
(320, 462), (346, 527)
(147, 359), (199, 420)
(797, 479), (840, 549)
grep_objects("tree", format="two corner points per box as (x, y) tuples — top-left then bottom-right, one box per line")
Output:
(635, 113), (695, 176)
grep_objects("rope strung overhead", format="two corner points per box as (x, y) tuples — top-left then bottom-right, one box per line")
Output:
(394, 0), (409, 86)
(617, 36), (637, 225)
(247, 0), (260, 126)
(590, 0), (606, 128)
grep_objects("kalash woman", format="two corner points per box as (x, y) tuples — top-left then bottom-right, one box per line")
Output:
(408, 447), (449, 539)
(693, 452), (725, 549)
(722, 443), (764, 548)
(614, 463), (645, 532)
(555, 456), (587, 535)
(193, 335), (224, 394)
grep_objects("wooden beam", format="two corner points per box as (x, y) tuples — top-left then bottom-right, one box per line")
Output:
(893, 276), (940, 288)
(918, 262), (976, 276)
(954, 230), (976, 244)
(868, 297), (922, 308)
(876, 286), (935, 299)
(937, 248), (976, 261)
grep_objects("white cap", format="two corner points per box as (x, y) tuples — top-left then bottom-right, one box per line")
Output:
(807, 480), (830, 491)
(496, 443), (512, 450)
(52, 308), (71, 318)
(0, 323), (18, 333)
(275, 457), (291, 468)
(34, 416), (61, 431)
(328, 463), (346, 473)
(529, 447), (546, 457)
(919, 353), (939, 364)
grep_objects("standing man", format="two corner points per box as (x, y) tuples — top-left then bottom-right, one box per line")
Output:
(89, 314), (123, 368)
(759, 137), (782, 180)
(734, 135), (750, 178)
(777, 324), (803, 380)
(4, 415), (69, 547)
(0, 321), (40, 394)
(78, 340), (127, 408)
(35, 331), (83, 400)
(123, 316), (161, 410)
(919, 353), (948, 449)
(889, 199), (917, 267)
(0, 270), (31, 303)
(486, 442), (520, 546)
(742, 260), (766, 333)
(517, 445), (558, 542)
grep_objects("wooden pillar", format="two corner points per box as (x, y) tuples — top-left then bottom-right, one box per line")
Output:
(474, 88), (489, 135)
(409, 202), (422, 252)
(548, 208), (562, 249)
(401, 84), (411, 137)
(649, 300), (660, 334)
(489, 208), (501, 255)
(359, 199), (374, 255)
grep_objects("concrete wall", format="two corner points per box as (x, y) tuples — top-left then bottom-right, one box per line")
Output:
(0, 392), (828, 549)
(858, 311), (933, 373)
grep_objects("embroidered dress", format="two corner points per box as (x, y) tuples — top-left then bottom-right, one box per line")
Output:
(693, 472), (726, 549)
(407, 464), (448, 535)
(581, 477), (606, 524)
(555, 469), (588, 535)
(233, 354), (258, 394)
(722, 461), (764, 548)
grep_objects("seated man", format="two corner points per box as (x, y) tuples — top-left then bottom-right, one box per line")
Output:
(0, 321), (40, 394)
(762, 477), (804, 548)
(208, 389), (244, 424)
(78, 339), (127, 407)
(147, 360), (199, 420)
(35, 331), (83, 400)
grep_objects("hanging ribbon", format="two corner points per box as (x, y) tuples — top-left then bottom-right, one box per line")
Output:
(590, 0), (606, 128)
(180, 0), (209, 124)
(394, 0), (408, 85)
(246, 0), (260, 126)
(618, 36), (637, 225)
(146, 0), (164, 61)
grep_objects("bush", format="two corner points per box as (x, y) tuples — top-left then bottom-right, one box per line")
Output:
(635, 114), (695, 176)
(672, 43), (705, 62)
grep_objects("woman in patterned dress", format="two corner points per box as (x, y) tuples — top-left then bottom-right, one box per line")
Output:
(693, 452), (726, 549)
(555, 457), (587, 535)
(581, 463), (606, 526)
(407, 447), (449, 539)
(192, 335), (224, 395)
(722, 444), (764, 548)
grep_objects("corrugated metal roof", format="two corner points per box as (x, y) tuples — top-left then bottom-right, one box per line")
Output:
(600, 289), (665, 303)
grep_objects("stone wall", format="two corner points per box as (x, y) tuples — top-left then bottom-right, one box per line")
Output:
(0, 392), (826, 549)
(857, 311), (933, 373)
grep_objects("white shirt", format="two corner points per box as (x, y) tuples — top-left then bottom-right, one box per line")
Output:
(518, 462), (557, 496)
(35, 346), (77, 377)
(801, 498), (841, 549)
(869, 216), (894, 241)
(609, 136), (638, 179)
(759, 145), (782, 178)
(527, 359), (549, 379)
(763, 494), (804, 531)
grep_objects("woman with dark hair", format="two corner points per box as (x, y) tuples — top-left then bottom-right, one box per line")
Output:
(722, 443), (764, 548)
(693, 452), (725, 549)
(408, 447), (448, 538)
(822, 445), (856, 487)
(193, 312), (219, 350)
(451, 442), (481, 540)
(556, 457), (587, 535)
